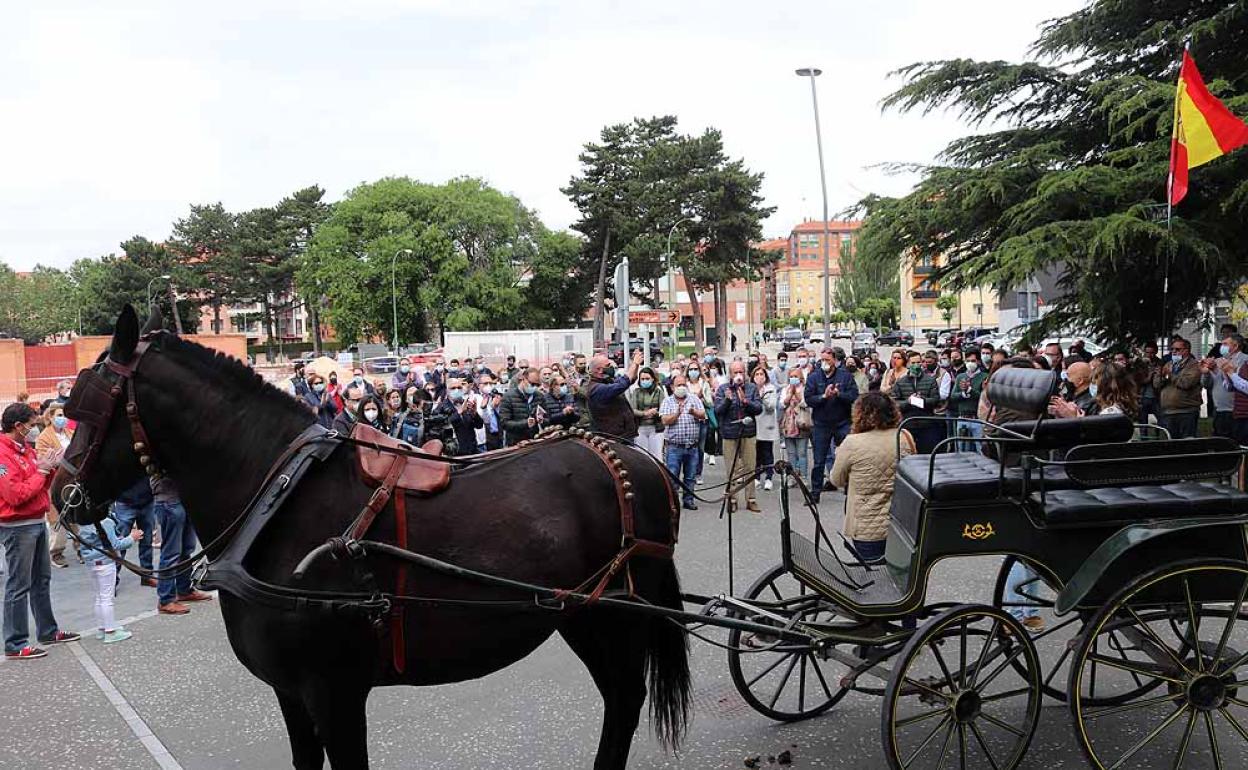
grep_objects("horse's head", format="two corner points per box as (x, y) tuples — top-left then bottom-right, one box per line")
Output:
(52, 304), (164, 525)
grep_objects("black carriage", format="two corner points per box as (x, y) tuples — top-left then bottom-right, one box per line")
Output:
(712, 366), (1248, 769)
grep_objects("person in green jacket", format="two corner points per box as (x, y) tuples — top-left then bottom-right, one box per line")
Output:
(949, 353), (989, 452)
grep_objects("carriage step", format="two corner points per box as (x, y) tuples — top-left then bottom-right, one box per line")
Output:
(787, 531), (906, 609)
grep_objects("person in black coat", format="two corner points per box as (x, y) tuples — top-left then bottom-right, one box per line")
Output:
(436, 377), (484, 455)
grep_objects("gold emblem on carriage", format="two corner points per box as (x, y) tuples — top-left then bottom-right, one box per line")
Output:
(962, 522), (995, 540)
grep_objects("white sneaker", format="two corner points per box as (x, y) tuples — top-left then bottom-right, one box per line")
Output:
(696, 477), (703, 485)
(754, 480), (761, 489)
(764, 479), (773, 491)
(102, 628), (132, 644)
(707, 456), (717, 466)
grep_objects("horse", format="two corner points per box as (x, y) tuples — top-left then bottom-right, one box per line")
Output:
(52, 306), (690, 770)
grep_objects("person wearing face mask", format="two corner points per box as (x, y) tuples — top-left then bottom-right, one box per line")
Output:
(947, 348), (965, 375)
(629, 366), (665, 460)
(949, 355), (988, 451)
(660, 374), (707, 510)
(54, 380), (73, 405)
(752, 367), (779, 492)
(474, 375), (504, 450)
(301, 373), (337, 430)
(793, 348), (812, 374)
(1048, 362), (1097, 417)
(391, 358), (422, 391)
(544, 375), (581, 431)
(324, 371), (345, 414)
(1043, 343), (1065, 374)
(585, 351), (643, 441)
(332, 384), (366, 436)
(1151, 337), (1202, 439)
(356, 394), (389, 433)
(701, 346), (725, 375)
(846, 357), (869, 395)
(804, 348), (859, 502)
(388, 387), (424, 445)
(1, 402), (81, 659)
(35, 406), (76, 568)
(349, 368), (375, 396)
(891, 352), (942, 454)
(780, 367), (812, 483)
(500, 367), (551, 445)
(287, 362), (310, 399)
(714, 361), (764, 513)
(435, 377), (484, 456)
(881, 350), (908, 393)
(770, 352), (790, 387)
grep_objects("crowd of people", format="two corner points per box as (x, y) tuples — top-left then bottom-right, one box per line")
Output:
(3, 325), (1245, 658)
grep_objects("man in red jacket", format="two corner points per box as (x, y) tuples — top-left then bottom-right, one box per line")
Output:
(1, 402), (80, 659)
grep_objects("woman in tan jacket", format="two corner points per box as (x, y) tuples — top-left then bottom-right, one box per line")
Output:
(830, 392), (914, 564)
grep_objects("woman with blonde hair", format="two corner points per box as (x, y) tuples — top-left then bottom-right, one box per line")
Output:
(779, 365), (812, 486)
(830, 392), (915, 564)
(35, 405), (74, 568)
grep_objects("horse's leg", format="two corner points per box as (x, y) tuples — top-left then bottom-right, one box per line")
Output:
(302, 682), (370, 770)
(275, 688), (325, 770)
(560, 614), (648, 770)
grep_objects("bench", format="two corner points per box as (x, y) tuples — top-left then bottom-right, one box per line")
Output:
(1030, 437), (1247, 528)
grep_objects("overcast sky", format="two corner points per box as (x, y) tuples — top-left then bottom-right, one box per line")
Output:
(0, 0), (1084, 271)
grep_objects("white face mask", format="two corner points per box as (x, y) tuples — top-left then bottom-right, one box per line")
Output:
(674, 386), (689, 398)
(965, 361), (979, 373)
(363, 409), (379, 423)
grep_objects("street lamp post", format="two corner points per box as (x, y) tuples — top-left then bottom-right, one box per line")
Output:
(796, 67), (833, 349)
(665, 217), (695, 362)
(390, 248), (414, 354)
(146, 274), (171, 316)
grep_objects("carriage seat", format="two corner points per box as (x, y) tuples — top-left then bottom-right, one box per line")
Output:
(896, 452), (1075, 502)
(1032, 482), (1248, 528)
(351, 424), (452, 494)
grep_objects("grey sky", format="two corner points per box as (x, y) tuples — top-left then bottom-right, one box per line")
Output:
(1, 0), (1082, 270)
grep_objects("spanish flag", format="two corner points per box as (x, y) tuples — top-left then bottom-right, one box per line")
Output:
(1169, 51), (1248, 206)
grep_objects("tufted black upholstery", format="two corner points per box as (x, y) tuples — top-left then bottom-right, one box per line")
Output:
(1033, 481), (1248, 528)
(996, 415), (1134, 450)
(1064, 437), (1241, 486)
(985, 366), (1058, 417)
(897, 452), (1075, 501)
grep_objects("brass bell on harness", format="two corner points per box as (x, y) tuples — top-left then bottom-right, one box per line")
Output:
(621, 481), (632, 491)
(618, 470), (629, 479)
(624, 492), (635, 501)
(139, 455), (152, 466)
(133, 442), (146, 453)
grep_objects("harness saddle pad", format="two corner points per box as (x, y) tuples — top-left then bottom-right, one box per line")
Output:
(352, 424), (451, 494)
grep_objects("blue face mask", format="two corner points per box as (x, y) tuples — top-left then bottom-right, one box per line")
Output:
(1221, 344), (1231, 357)
(788, 376), (800, 386)
(640, 379), (653, 389)
(1171, 353), (1184, 364)
(559, 385), (569, 396)
(449, 388), (464, 401)
(1089, 384), (1099, 398)
(777, 360), (788, 369)
(400, 365), (410, 374)
(53, 415), (68, 430)
(703, 355), (714, 364)
(521, 383), (534, 395)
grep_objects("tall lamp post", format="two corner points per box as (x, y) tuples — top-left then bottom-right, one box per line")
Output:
(665, 217), (696, 362)
(796, 67), (833, 349)
(390, 248), (414, 353)
(146, 274), (172, 316)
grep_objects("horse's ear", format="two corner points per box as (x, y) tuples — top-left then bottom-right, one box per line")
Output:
(110, 305), (140, 363)
(141, 306), (165, 336)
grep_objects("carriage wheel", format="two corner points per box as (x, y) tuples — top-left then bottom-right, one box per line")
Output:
(991, 556), (1165, 706)
(727, 563), (853, 722)
(1069, 559), (1248, 769)
(882, 604), (1041, 770)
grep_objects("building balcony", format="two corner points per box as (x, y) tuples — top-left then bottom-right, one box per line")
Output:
(911, 289), (940, 300)
(913, 265), (936, 276)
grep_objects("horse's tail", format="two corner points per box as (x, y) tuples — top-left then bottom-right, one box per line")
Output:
(643, 557), (691, 749)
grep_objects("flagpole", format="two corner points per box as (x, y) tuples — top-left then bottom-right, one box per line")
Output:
(1162, 42), (1188, 346)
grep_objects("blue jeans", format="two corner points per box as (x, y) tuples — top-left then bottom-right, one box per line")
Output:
(113, 501), (155, 571)
(956, 419), (983, 453)
(810, 421), (849, 492)
(1, 522), (60, 653)
(666, 444), (699, 507)
(695, 422), (708, 477)
(1005, 561), (1040, 620)
(853, 538), (886, 563)
(153, 501), (196, 606)
(784, 437), (810, 481)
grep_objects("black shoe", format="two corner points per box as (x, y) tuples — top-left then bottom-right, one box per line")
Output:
(683, 501), (698, 511)
(823, 480), (838, 492)
(810, 493), (821, 506)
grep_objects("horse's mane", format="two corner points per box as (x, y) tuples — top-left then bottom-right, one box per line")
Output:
(155, 334), (312, 422)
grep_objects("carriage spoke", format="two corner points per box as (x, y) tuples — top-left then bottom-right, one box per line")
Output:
(1111, 630), (1148, 689)
(969, 619), (1000, 688)
(929, 641), (959, 694)
(903, 677), (953, 702)
(967, 721), (1001, 770)
(1181, 579), (1203, 673)
(1085, 653), (1184, 684)
(896, 706), (950, 729)
(1124, 606), (1194, 676)
(902, 713), (953, 769)
(1217, 706), (1248, 743)
(959, 620), (968, 689)
(1172, 708), (1199, 770)
(807, 653), (835, 701)
(1043, 644), (1074, 689)
(933, 715), (958, 770)
(1104, 705), (1187, 770)
(977, 711), (1025, 738)
(798, 654), (807, 713)
(1082, 691), (1185, 720)
(957, 722), (967, 770)
(1204, 711), (1223, 770)
(767, 654), (800, 709)
(973, 642), (1028, 693)
(1213, 578), (1248, 668)
(745, 651), (792, 688)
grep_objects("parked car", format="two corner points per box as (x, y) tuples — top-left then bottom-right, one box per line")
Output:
(851, 332), (877, 359)
(877, 330), (915, 346)
(363, 355), (399, 374)
(606, 339), (665, 365)
(780, 328), (805, 351)
(831, 328), (854, 339)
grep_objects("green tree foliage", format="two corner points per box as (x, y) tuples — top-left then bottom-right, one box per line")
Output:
(564, 117), (774, 347)
(305, 177), (581, 345)
(0, 264), (76, 342)
(853, 1), (1248, 345)
(936, 294), (960, 325)
(834, 236), (899, 320)
(168, 202), (240, 334)
(68, 250), (200, 336)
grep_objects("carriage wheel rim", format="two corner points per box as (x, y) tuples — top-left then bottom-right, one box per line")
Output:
(1070, 561), (1248, 770)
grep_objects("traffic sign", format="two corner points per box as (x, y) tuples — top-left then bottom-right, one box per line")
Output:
(629, 310), (680, 325)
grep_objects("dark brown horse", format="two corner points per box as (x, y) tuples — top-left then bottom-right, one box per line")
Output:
(52, 307), (689, 769)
